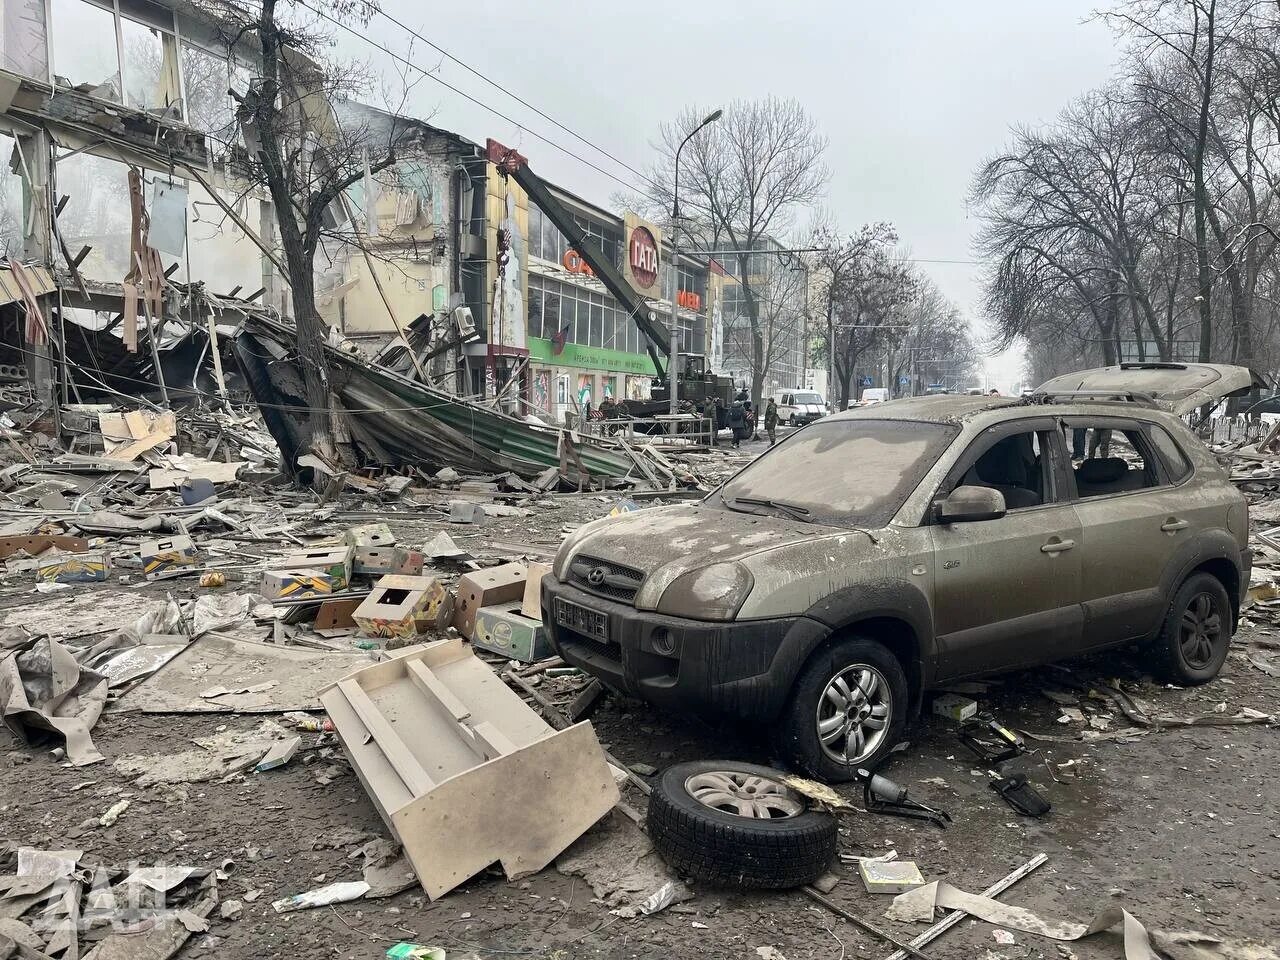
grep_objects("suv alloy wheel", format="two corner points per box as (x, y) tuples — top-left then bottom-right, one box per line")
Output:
(774, 636), (908, 781)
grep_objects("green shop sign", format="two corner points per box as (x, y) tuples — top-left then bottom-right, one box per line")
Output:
(526, 337), (657, 376)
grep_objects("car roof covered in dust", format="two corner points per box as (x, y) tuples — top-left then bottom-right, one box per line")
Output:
(828, 394), (1019, 424)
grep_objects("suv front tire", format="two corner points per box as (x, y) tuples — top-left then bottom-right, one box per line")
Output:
(774, 636), (908, 781)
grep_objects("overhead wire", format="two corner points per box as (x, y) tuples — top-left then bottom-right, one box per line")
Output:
(370, 4), (652, 185)
(292, 0), (658, 197)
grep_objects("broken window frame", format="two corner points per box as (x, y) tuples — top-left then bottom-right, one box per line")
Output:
(47, 0), (180, 111)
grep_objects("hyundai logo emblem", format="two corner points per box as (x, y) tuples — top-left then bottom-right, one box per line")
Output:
(587, 566), (607, 586)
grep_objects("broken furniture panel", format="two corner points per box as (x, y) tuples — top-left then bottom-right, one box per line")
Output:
(353, 575), (449, 640)
(320, 638), (619, 900)
(453, 563), (527, 640)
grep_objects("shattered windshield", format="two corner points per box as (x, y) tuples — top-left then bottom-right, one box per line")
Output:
(717, 419), (957, 527)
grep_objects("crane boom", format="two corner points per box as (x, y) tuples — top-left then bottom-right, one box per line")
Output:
(486, 139), (670, 380)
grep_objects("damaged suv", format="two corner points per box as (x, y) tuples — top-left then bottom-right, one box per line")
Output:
(542, 363), (1259, 781)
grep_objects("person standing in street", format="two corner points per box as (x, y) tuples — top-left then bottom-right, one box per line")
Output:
(765, 397), (779, 445)
(727, 400), (747, 448)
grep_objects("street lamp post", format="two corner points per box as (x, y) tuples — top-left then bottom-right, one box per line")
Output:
(669, 108), (723, 417)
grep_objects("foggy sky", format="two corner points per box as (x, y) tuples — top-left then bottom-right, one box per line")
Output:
(339, 1), (1123, 388)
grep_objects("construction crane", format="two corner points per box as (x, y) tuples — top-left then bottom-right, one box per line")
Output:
(486, 139), (734, 416)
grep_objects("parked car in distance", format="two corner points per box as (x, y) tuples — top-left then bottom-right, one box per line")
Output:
(774, 390), (826, 425)
(543, 362), (1262, 782)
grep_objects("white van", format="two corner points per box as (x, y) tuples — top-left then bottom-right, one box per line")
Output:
(773, 389), (826, 425)
(859, 387), (889, 405)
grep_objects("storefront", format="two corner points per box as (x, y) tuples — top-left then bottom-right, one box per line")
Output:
(524, 336), (658, 423)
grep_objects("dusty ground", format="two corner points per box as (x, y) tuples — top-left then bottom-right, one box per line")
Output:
(2, 429), (1278, 960)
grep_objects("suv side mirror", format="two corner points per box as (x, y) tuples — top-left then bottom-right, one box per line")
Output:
(935, 485), (1007, 523)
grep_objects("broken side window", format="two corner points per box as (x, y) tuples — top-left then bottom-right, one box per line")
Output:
(50, 0), (121, 100)
(180, 43), (249, 156)
(0, 134), (25, 259)
(56, 152), (135, 281)
(121, 16), (178, 112)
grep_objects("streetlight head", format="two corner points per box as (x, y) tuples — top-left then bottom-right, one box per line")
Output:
(704, 108), (724, 124)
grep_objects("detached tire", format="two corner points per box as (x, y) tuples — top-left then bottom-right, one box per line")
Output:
(1149, 572), (1233, 685)
(647, 760), (837, 890)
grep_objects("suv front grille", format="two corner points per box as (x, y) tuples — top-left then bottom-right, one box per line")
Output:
(567, 555), (644, 603)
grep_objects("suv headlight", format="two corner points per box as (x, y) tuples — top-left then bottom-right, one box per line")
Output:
(656, 562), (754, 621)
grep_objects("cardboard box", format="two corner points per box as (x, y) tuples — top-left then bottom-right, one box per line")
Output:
(278, 547), (353, 588)
(261, 568), (337, 600)
(453, 563), (527, 640)
(473, 605), (553, 663)
(344, 523), (395, 548)
(314, 597), (362, 633)
(141, 535), (200, 578)
(38, 550), (109, 583)
(521, 562), (552, 621)
(353, 546), (424, 578)
(858, 858), (924, 894)
(931, 693), (978, 722)
(353, 574), (449, 640)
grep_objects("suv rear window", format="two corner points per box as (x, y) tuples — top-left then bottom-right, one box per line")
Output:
(718, 419), (958, 527)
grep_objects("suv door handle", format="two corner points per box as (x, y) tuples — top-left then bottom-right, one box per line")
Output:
(1041, 538), (1075, 554)
(1161, 518), (1189, 532)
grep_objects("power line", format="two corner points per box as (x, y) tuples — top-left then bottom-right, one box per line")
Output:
(371, 5), (651, 185)
(293, 0), (653, 196)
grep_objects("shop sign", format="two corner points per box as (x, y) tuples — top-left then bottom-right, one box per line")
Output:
(623, 212), (663, 295)
(562, 249), (594, 276)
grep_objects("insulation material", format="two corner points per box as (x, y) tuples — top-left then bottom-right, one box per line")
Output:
(887, 881), (1156, 960)
(0, 638), (108, 766)
(148, 180), (189, 256)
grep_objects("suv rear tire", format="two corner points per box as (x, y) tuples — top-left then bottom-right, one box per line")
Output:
(774, 636), (907, 782)
(1149, 572), (1232, 685)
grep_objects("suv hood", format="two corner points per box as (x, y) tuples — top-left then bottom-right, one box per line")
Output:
(556, 504), (839, 606)
(1036, 362), (1267, 414)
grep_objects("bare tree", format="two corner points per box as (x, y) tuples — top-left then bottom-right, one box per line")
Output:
(197, 0), (404, 477)
(888, 275), (981, 395)
(638, 97), (828, 409)
(816, 231), (916, 409)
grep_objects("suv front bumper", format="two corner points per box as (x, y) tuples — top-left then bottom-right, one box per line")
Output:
(541, 577), (827, 721)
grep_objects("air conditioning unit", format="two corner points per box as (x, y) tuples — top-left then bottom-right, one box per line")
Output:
(454, 306), (476, 339)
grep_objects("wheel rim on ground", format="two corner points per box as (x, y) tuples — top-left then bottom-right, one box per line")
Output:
(684, 771), (805, 819)
(816, 664), (892, 764)
(1179, 591), (1223, 668)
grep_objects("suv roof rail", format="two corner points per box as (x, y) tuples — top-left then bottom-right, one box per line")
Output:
(1023, 389), (1159, 406)
(1118, 361), (1187, 371)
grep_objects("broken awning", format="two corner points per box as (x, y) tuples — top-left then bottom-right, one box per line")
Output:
(233, 313), (636, 481)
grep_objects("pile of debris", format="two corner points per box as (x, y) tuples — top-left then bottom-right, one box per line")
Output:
(0, 844), (220, 959)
